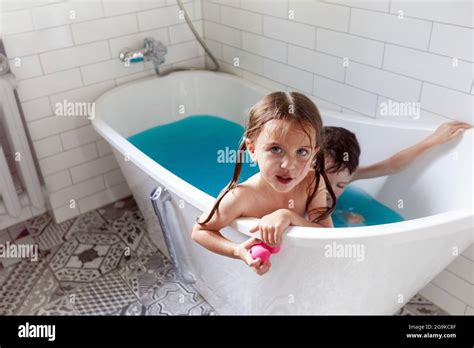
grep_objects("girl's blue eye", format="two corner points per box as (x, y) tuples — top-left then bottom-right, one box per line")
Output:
(297, 148), (309, 156)
(271, 146), (282, 154)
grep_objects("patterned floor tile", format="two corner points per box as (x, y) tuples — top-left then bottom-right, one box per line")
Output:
(16, 267), (62, 315)
(0, 260), (15, 284)
(396, 306), (420, 316)
(119, 250), (174, 299)
(33, 218), (74, 251)
(135, 233), (160, 258)
(36, 295), (77, 315)
(110, 211), (145, 251)
(188, 301), (217, 316)
(404, 294), (448, 315)
(63, 210), (109, 241)
(25, 213), (52, 237)
(141, 281), (209, 315)
(97, 196), (139, 222)
(49, 232), (126, 285)
(0, 228), (10, 243)
(70, 271), (138, 315)
(113, 300), (148, 316)
(0, 256), (48, 315)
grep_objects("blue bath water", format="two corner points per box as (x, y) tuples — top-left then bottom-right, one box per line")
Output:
(331, 186), (404, 227)
(128, 115), (404, 227)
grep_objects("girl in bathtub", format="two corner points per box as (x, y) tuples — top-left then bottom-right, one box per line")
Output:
(192, 91), (336, 275)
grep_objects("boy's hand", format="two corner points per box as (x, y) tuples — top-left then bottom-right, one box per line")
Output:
(234, 238), (271, 275)
(425, 121), (472, 146)
(249, 209), (291, 246)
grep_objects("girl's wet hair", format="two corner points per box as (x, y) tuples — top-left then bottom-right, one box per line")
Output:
(196, 91), (337, 225)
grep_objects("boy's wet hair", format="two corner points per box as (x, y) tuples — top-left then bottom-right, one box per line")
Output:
(197, 91), (337, 226)
(323, 126), (361, 175)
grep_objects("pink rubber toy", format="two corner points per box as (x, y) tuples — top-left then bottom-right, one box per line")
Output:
(250, 242), (281, 263)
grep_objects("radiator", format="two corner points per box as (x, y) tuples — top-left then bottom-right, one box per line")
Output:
(0, 73), (45, 228)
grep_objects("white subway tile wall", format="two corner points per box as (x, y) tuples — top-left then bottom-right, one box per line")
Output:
(200, 0), (473, 315)
(1, 0), (205, 226)
(0, 0), (472, 314)
(204, 0), (473, 124)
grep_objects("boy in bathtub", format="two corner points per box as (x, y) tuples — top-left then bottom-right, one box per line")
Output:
(323, 121), (471, 225)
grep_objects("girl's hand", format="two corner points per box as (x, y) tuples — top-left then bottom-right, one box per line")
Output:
(249, 209), (291, 246)
(425, 121), (472, 146)
(234, 238), (271, 275)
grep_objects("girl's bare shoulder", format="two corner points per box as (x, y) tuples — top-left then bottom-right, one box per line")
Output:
(232, 174), (260, 197)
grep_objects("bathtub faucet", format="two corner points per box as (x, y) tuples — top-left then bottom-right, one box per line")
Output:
(119, 38), (167, 75)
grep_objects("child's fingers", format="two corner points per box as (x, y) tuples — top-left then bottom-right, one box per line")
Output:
(260, 228), (266, 243)
(448, 121), (472, 127)
(275, 231), (282, 245)
(242, 237), (259, 249)
(258, 262), (271, 275)
(454, 124), (472, 133)
(263, 228), (272, 245)
(449, 123), (471, 133)
(447, 121), (470, 128)
(249, 225), (260, 233)
(451, 128), (465, 138)
(265, 227), (274, 245)
(249, 257), (261, 267)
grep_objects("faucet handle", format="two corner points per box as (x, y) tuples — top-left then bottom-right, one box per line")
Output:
(145, 37), (168, 64)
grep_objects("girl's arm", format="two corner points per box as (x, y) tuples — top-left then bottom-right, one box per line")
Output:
(284, 209), (333, 228)
(351, 121), (471, 182)
(191, 187), (245, 259)
(192, 186), (271, 275)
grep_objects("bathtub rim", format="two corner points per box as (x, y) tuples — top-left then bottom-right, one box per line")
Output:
(92, 70), (473, 241)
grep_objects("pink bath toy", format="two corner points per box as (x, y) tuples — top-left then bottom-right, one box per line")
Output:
(250, 242), (281, 264)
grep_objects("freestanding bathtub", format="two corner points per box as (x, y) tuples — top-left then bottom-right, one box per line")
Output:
(92, 70), (473, 314)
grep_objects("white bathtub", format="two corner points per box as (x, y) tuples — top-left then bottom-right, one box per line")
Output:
(92, 70), (473, 314)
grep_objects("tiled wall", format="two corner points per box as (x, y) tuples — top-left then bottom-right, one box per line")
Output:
(1, 0), (205, 223)
(203, 0), (473, 124)
(200, 0), (473, 314)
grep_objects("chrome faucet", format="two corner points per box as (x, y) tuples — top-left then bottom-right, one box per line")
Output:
(119, 38), (167, 75)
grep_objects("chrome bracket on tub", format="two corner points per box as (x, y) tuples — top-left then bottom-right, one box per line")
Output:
(150, 186), (196, 284)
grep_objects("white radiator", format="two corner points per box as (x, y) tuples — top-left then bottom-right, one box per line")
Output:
(0, 73), (45, 229)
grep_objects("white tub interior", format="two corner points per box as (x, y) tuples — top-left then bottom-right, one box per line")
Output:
(96, 71), (473, 222)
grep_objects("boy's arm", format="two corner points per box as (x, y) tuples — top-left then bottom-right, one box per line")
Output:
(351, 121), (471, 182)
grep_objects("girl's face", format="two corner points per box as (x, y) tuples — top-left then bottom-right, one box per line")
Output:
(245, 119), (318, 193)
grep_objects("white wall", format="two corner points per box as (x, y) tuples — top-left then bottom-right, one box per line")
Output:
(200, 0), (473, 315)
(0, 0), (206, 223)
(203, 0), (473, 124)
